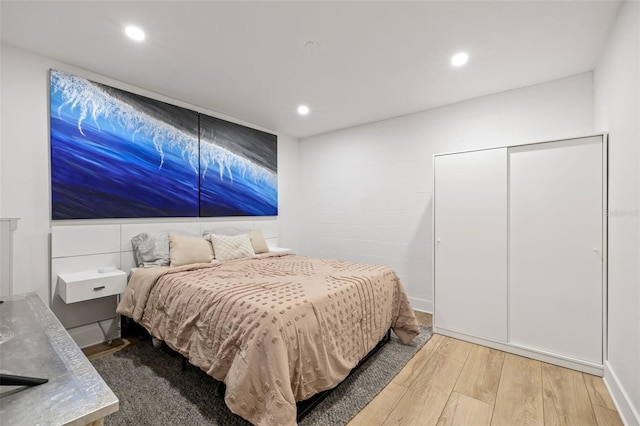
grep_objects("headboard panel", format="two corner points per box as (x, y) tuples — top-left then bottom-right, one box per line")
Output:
(52, 224), (121, 259)
(50, 219), (279, 347)
(118, 222), (202, 273)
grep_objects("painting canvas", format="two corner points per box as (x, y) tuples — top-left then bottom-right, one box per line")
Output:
(199, 115), (278, 217)
(50, 69), (278, 219)
(50, 69), (200, 219)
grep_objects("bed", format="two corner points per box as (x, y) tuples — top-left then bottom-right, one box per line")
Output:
(116, 231), (420, 426)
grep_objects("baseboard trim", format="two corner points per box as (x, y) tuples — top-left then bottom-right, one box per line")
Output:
(434, 327), (604, 376)
(604, 361), (640, 426)
(68, 317), (119, 349)
(409, 297), (432, 313)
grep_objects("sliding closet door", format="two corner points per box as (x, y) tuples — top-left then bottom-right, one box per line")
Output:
(509, 136), (603, 364)
(434, 148), (508, 342)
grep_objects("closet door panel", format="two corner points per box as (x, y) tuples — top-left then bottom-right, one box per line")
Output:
(509, 136), (603, 364)
(434, 148), (508, 342)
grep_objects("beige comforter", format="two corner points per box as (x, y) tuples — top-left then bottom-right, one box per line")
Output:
(117, 253), (419, 426)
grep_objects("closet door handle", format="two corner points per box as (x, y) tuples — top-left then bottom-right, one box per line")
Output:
(592, 248), (602, 260)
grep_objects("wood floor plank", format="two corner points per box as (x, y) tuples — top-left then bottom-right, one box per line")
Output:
(436, 391), (493, 426)
(583, 373), (617, 411)
(351, 310), (436, 425)
(454, 344), (505, 405)
(82, 338), (132, 360)
(88, 310), (625, 426)
(383, 352), (465, 425)
(414, 310), (433, 327)
(542, 363), (597, 426)
(392, 333), (445, 387)
(491, 353), (544, 426)
(348, 381), (408, 426)
(592, 404), (624, 426)
(436, 336), (475, 362)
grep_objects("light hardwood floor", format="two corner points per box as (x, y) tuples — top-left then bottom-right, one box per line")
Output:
(85, 311), (623, 425)
(348, 311), (623, 426)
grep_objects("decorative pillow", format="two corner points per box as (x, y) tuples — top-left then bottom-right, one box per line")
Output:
(246, 229), (269, 254)
(169, 234), (214, 267)
(203, 228), (270, 254)
(208, 234), (255, 261)
(131, 232), (170, 267)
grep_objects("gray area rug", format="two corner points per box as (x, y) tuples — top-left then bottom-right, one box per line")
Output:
(92, 325), (432, 425)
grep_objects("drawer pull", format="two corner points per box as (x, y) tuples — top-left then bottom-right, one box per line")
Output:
(93, 286), (106, 291)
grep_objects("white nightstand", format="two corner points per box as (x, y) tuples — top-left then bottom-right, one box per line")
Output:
(58, 269), (127, 304)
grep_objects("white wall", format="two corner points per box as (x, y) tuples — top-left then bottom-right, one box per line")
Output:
(594, 2), (640, 425)
(299, 73), (595, 312)
(0, 44), (300, 343)
(0, 45), (51, 302)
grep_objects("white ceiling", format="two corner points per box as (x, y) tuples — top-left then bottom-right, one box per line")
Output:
(0, 1), (622, 138)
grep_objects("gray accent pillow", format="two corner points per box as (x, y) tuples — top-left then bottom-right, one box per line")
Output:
(131, 232), (170, 267)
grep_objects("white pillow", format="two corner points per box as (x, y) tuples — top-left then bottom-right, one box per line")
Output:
(169, 234), (214, 267)
(247, 229), (270, 254)
(203, 228), (270, 254)
(208, 234), (255, 261)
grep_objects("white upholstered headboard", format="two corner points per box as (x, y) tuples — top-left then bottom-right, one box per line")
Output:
(50, 219), (279, 347)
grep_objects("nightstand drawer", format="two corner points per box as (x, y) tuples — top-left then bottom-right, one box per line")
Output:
(58, 270), (127, 304)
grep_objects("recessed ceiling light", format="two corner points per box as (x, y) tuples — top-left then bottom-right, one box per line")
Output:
(451, 52), (469, 67)
(125, 25), (145, 42)
(297, 105), (310, 116)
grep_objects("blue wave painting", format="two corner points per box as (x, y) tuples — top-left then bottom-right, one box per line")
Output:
(50, 69), (278, 219)
(199, 115), (277, 217)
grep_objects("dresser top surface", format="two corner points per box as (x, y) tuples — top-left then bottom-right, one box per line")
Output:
(0, 292), (118, 425)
